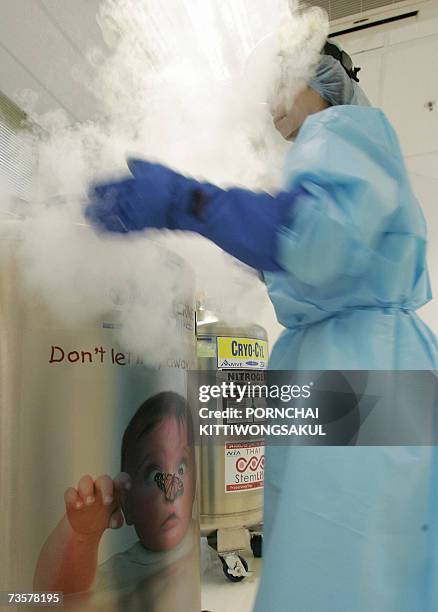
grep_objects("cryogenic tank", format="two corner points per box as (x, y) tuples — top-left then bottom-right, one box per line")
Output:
(196, 298), (267, 581)
(0, 218), (201, 612)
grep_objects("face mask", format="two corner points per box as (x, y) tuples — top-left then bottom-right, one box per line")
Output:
(272, 86), (330, 141)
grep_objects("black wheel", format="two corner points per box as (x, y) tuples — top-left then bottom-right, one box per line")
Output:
(220, 555), (249, 582)
(250, 533), (263, 558)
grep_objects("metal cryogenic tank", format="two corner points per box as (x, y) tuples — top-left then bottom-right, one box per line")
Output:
(196, 298), (267, 581)
(0, 218), (201, 612)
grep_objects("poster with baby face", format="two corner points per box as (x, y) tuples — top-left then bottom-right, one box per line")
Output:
(1, 312), (200, 612)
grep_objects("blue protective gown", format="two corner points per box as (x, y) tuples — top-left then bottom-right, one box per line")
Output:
(254, 105), (438, 612)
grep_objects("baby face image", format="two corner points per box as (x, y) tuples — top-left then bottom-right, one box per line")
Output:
(123, 415), (195, 552)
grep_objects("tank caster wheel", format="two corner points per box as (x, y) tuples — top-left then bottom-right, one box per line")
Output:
(250, 533), (263, 558)
(220, 553), (249, 582)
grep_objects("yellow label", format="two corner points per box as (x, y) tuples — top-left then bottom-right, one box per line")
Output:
(216, 336), (268, 369)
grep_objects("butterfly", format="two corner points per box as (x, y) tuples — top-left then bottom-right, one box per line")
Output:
(154, 472), (184, 502)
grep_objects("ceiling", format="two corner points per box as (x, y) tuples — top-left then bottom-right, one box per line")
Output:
(0, 0), (106, 122)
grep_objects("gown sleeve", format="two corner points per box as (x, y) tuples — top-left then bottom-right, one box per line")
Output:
(275, 111), (400, 288)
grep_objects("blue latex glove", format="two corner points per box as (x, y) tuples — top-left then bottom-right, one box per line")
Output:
(86, 158), (298, 271)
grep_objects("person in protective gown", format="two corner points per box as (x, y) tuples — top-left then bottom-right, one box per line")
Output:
(86, 40), (438, 612)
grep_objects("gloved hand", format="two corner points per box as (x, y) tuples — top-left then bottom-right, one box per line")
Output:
(85, 159), (201, 233)
(86, 158), (299, 271)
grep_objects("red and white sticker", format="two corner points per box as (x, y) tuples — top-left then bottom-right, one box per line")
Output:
(224, 440), (265, 493)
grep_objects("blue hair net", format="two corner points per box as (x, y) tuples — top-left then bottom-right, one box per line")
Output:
(309, 52), (370, 107)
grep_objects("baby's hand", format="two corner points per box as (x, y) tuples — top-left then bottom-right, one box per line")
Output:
(64, 473), (131, 538)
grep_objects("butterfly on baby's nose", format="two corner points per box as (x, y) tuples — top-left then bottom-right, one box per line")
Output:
(154, 472), (184, 502)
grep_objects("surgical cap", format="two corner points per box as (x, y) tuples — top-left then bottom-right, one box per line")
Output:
(309, 51), (371, 107)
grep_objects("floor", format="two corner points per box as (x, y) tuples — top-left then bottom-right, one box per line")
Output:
(201, 539), (261, 612)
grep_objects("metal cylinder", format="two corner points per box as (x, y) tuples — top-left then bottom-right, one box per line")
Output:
(196, 300), (268, 535)
(0, 220), (201, 611)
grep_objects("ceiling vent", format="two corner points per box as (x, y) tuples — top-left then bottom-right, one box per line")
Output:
(299, 0), (429, 35)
